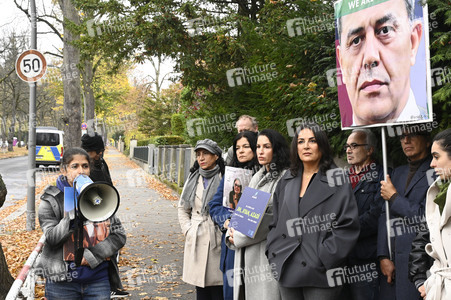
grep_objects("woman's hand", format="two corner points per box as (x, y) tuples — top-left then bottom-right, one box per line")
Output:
(224, 219), (230, 230)
(227, 227), (235, 245)
(418, 285), (426, 298)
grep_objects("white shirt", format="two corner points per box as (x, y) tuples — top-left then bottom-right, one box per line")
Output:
(351, 89), (425, 126)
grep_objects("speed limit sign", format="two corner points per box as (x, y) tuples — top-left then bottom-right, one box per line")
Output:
(15, 50), (47, 83)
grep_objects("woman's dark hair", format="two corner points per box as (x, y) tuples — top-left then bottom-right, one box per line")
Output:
(232, 131), (259, 171)
(190, 152), (226, 176)
(433, 128), (451, 159)
(258, 129), (290, 175)
(233, 178), (242, 191)
(61, 147), (90, 170)
(289, 122), (334, 176)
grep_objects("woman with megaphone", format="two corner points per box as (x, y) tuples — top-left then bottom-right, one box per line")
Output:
(36, 148), (126, 299)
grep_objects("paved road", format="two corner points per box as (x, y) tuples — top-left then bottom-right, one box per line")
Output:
(0, 156), (58, 209)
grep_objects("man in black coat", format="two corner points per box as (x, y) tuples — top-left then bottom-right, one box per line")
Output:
(344, 129), (385, 300)
(377, 127), (433, 300)
(81, 133), (112, 184)
(81, 133), (129, 298)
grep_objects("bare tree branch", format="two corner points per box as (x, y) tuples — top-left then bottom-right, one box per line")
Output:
(44, 51), (63, 59)
(13, 0), (63, 42)
(0, 69), (15, 85)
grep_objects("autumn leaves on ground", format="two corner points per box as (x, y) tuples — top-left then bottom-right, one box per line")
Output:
(0, 148), (184, 299)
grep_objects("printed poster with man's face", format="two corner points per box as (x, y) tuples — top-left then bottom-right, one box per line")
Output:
(334, 0), (433, 129)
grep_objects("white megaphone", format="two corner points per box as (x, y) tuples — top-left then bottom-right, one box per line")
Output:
(73, 174), (120, 222)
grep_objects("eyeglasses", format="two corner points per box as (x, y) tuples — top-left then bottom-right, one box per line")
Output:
(399, 133), (423, 141)
(343, 143), (368, 151)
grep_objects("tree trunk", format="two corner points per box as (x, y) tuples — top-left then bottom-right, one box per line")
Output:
(81, 59), (96, 135)
(59, 0), (82, 149)
(0, 243), (14, 300)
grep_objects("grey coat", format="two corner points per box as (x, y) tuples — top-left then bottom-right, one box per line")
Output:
(226, 167), (286, 300)
(36, 185), (126, 289)
(266, 169), (360, 288)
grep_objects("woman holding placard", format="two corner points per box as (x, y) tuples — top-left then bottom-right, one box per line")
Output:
(266, 122), (360, 300)
(209, 131), (259, 300)
(226, 129), (290, 300)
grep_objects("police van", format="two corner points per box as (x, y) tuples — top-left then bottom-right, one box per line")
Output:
(36, 127), (64, 168)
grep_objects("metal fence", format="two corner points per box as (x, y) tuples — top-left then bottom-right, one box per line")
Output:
(6, 234), (46, 300)
(132, 144), (195, 188)
(133, 146), (149, 162)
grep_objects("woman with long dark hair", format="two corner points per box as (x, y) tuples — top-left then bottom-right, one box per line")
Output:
(178, 139), (226, 300)
(226, 129), (290, 300)
(209, 131), (259, 300)
(266, 123), (360, 300)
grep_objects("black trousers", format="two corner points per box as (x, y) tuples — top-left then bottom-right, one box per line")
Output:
(196, 285), (224, 300)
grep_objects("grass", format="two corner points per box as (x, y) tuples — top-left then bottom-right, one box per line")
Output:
(0, 147), (28, 160)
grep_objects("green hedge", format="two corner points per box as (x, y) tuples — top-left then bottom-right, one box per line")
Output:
(137, 139), (151, 146)
(138, 136), (185, 146)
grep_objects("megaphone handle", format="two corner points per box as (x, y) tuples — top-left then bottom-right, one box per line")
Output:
(73, 218), (84, 267)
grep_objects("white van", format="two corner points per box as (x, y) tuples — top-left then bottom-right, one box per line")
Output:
(35, 127), (64, 168)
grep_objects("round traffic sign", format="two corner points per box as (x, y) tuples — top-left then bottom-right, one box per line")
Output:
(81, 123), (88, 129)
(15, 50), (47, 83)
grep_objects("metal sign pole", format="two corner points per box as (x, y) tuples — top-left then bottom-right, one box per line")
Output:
(381, 127), (392, 260)
(26, 0), (37, 231)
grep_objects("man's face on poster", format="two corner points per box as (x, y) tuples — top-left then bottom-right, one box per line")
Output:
(337, 0), (422, 125)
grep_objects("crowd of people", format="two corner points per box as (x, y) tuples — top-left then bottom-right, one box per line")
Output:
(20, 114), (449, 300)
(178, 115), (451, 300)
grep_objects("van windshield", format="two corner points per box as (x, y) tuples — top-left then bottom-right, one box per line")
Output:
(36, 133), (60, 146)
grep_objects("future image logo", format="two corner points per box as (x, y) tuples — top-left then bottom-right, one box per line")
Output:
(286, 18), (304, 37)
(326, 263), (378, 287)
(226, 64), (278, 87)
(186, 118), (204, 137)
(186, 114), (237, 137)
(226, 68), (246, 87)
(389, 216), (427, 238)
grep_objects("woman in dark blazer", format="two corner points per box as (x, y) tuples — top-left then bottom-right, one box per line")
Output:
(266, 122), (360, 300)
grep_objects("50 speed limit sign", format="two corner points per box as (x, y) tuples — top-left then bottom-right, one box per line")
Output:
(15, 50), (47, 83)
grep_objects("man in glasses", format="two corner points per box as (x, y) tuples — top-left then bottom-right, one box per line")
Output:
(377, 127), (433, 300)
(342, 129), (385, 300)
(225, 115), (259, 165)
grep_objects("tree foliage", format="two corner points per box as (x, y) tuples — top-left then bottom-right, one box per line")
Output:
(124, 0), (449, 160)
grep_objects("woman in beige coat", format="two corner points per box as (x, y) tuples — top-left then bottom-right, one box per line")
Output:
(423, 128), (451, 300)
(178, 139), (225, 299)
(226, 129), (290, 300)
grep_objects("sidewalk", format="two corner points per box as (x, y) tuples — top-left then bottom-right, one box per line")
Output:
(105, 147), (194, 299)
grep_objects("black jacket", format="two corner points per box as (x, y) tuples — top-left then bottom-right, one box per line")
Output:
(90, 158), (112, 185)
(408, 223), (434, 289)
(266, 168), (360, 288)
(348, 163), (387, 264)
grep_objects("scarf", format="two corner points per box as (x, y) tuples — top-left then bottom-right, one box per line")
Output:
(180, 165), (221, 215)
(56, 175), (71, 192)
(434, 180), (450, 215)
